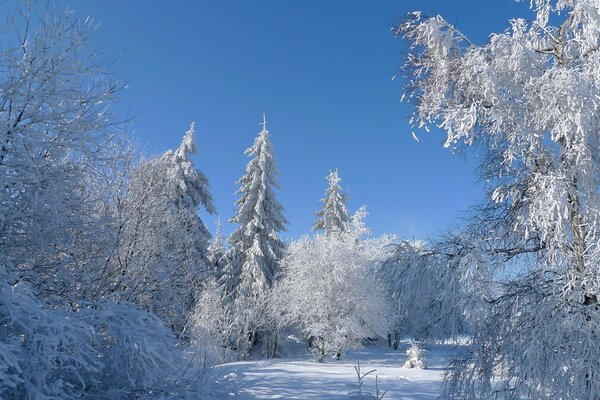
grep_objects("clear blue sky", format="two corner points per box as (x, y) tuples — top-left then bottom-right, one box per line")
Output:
(54, 0), (533, 240)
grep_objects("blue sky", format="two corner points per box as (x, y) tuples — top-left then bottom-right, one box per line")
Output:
(54, 0), (534, 240)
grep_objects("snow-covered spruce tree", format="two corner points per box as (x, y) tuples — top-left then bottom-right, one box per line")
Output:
(111, 122), (216, 332)
(275, 209), (391, 361)
(219, 115), (288, 357)
(208, 217), (226, 279)
(398, 1), (600, 398)
(403, 342), (427, 369)
(312, 169), (351, 236)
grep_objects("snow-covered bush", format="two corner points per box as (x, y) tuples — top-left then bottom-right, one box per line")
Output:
(0, 268), (183, 399)
(190, 275), (280, 362)
(0, 270), (100, 399)
(276, 211), (391, 360)
(78, 301), (181, 395)
(403, 342), (427, 369)
(189, 278), (239, 363)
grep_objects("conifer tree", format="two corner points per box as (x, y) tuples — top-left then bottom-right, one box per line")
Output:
(219, 115), (287, 357)
(220, 114), (288, 297)
(207, 217), (226, 279)
(115, 122), (216, 331)
(312, 169), (351, 236)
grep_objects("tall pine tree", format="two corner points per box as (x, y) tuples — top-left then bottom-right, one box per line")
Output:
(220, 114), (288, 298)
(219, 115), (287, 357)
(312, 169), (350, 236)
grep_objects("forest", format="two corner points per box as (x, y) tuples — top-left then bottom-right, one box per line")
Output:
(1, 0), (600, 399)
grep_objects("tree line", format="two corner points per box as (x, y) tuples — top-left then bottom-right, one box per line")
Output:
(3, 1), (600, 399)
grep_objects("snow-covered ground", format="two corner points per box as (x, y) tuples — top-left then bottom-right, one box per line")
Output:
(213, 341), (455, 399)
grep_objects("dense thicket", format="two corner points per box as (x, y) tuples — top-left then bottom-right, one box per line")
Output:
(0, 5), (215, 398)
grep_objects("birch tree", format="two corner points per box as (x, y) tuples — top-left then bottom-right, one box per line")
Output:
(398, 1), (600, 397)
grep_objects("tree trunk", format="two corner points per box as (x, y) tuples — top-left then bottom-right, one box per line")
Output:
(393, 331), (400, 350)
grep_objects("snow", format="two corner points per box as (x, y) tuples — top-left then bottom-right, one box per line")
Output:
(213, 342), (454, 399)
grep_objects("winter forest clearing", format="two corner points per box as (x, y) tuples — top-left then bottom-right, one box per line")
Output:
(213, 342), (452, 399)
(3, 0), (600, 399)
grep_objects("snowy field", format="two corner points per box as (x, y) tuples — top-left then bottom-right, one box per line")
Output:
(214, 342), (455, 399)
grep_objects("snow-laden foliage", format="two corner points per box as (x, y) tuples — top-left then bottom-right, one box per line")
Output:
(0, 269), (100, 399)
(191, 278), (277, 361)
(398, 1), (600, 398)
(207, 218), (226, 279)
(108, 123), (216, 332)
(403, 342), (427, 370)
(221, 115), (287, 296)
(0, 268), (183, 399)
(0, 4), (124, 301)
(189, 278), (239, 363)
(218, 115), (287, 357)
(275, 211), (391, 360)
(381, 239), (468, 342)
(0, 4), (222, 397)
(312, 169), (351, 236)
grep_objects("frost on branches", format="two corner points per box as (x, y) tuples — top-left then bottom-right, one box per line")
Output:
(275, 210), (391, 361)
(219, 115), (288, 357)
(189, 277), (238, 363)
(0, 268), (182, 399)
(381, 238), (468, 345)
(0, 3), (124, 301)
(111, 122), (216, 332)
(312, 169), (351, 236)
(398, 0), (600, 398)
(0, 3), (220, 397)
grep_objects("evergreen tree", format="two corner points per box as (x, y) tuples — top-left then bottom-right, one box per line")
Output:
(219, 115), (287, 358)
(221, 115), (288, 297)
(207, 217), (226, 279)
(115, 122), (216, 331)
(312, 169), (350, 236)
